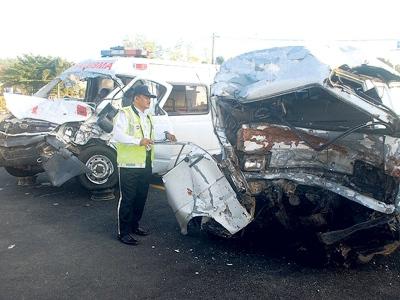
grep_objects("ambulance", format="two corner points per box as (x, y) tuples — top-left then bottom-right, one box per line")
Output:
(0, 55), (220, 190)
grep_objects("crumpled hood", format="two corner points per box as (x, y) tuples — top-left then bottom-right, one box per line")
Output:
(212, 45), (400, 100)
(4, 93), (93, 124)
(212, 45), (400, 128)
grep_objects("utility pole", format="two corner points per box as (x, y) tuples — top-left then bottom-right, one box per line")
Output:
(211, 33), (219, 64)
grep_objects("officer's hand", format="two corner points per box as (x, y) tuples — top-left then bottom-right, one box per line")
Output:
(166, 133), (177, 142)
(140, 138), (154, 147)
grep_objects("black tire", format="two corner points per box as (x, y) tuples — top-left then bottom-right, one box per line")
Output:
(4, 166), (40, 177)
(77, 145), (118, 191)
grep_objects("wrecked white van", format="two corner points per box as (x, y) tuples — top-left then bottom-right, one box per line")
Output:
(0, 58), (220, 190)
(163, 46), (400, 264)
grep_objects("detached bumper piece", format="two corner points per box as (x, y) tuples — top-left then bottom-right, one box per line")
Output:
(41, 137), (89, 187)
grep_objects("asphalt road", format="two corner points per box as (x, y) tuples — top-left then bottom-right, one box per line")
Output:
(1, 168), (400, 299)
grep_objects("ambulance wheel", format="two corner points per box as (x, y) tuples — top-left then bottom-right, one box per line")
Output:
(78, 145), (118, 191)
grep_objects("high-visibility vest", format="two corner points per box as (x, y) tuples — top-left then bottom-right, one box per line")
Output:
(115, 106), (154, 168)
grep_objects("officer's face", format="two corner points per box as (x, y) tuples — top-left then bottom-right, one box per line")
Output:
(133, 94), (151, 111)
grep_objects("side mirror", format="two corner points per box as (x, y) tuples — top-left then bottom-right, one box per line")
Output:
(97, 115), (113, 133)
(97, 103), (118, 133)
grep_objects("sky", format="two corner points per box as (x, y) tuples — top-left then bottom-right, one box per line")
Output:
(1, 0), (399, 63)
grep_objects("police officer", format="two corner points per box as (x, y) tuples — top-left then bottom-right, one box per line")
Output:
(112, 84), (175, 245)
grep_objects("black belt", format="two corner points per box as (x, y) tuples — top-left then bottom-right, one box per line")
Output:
(145, 151), (151, 167)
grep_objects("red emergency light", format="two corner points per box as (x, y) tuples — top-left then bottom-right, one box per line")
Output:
(101, 47), (150, 58)
(134, 63), (148, 70)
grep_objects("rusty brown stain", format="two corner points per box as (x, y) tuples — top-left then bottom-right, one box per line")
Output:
(187, 188), (193, 196)
(237, 124), (347, 153)
(386, 156), (400, 178)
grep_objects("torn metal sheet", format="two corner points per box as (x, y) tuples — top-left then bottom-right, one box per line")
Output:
(163, 146), (252, 235)
(41, 137), (89, 187)
(212, 46), (400, 128)
(212, 46), (399, 101)
(42, 152), (88, 187)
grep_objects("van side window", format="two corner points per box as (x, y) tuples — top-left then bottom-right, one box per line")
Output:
(121, 80), (167, 108)
(163, 85), (208, 115)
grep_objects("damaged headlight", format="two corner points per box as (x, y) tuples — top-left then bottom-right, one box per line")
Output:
(242, 154), (267, 171)
(74, 130), (91, 145)
(63, 126), (75, 138)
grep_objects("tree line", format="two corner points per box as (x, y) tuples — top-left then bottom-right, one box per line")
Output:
(0, 54), (72, 95)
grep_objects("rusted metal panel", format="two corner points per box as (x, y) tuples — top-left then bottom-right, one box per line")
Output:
(236, 123), (394, 176)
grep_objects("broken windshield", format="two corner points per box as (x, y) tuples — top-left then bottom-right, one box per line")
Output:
(34, 73), (120, 106)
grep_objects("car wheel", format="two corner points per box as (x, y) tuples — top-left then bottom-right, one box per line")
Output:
(77, 145), (118, 191)
(4, 166), (40, 177)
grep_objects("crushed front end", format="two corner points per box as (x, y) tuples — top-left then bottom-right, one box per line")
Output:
(0, 113), (57, 176)
(0, 93), (118, 187)
(165, 46), (400, 265)
(0, 65), (120, 188)
(215, 112), (400, 264)
(0, 112), (92, 185)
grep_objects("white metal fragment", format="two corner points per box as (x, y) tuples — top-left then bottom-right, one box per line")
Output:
(163, 146), (252, 235)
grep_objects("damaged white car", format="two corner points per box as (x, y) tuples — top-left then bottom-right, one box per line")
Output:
(0, 58), (220, 190)
(163, 46), (400, 265)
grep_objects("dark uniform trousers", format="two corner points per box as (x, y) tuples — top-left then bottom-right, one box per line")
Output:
(118, 152), (152, 237)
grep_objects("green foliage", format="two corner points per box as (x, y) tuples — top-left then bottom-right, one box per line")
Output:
(0, 58), (16, 73)
(215, 56), (225, 65)
(0, 58), (16, 94)
(0, 54), (73, 95)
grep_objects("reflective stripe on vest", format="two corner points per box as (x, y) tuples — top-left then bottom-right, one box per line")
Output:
(115, 106), (154, 168)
